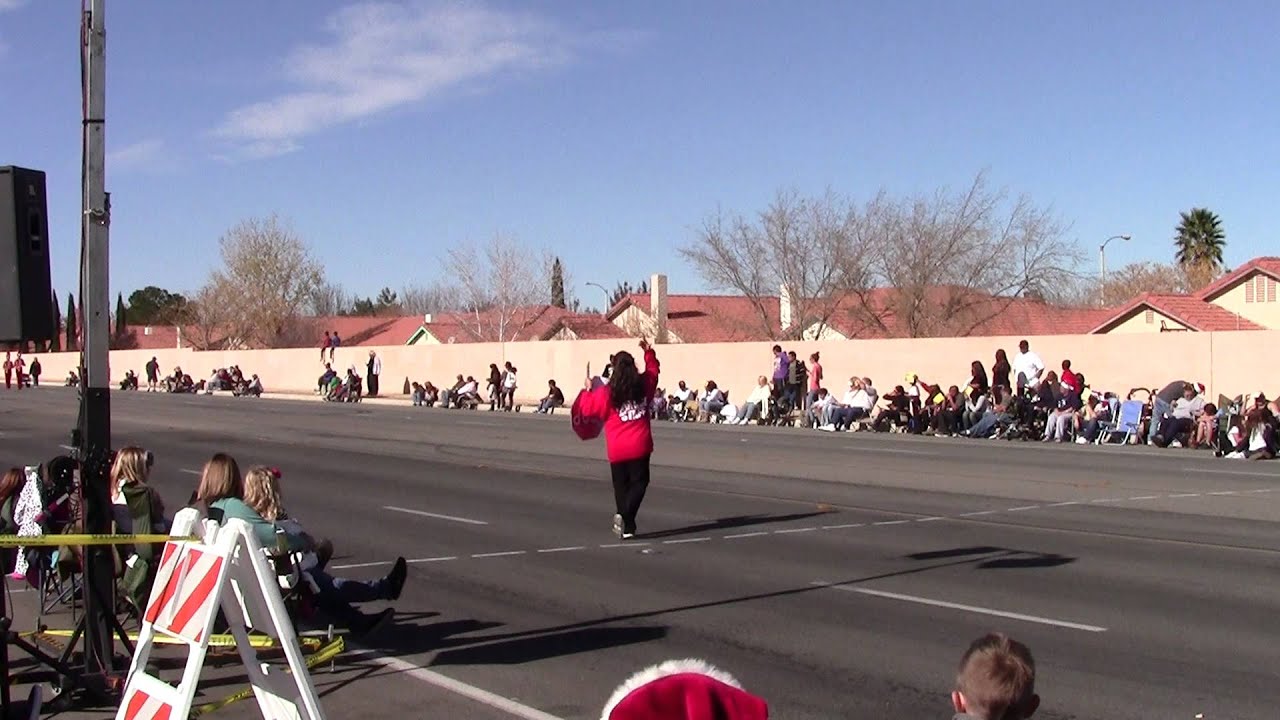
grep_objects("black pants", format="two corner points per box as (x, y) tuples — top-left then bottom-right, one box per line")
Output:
(368, 374), (379, 397)
(610, 455), (651, 534)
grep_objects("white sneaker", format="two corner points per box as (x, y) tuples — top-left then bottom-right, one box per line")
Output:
(821, 424), (836, 432)
(1226, 451), (1245, 460)
(612, 514), (624, 538)
(1170, 440), (1182, 448)
(1075, 437), (1087, 444)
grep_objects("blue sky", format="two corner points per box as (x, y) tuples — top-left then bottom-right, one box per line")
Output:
(1, 0), (1277, 308)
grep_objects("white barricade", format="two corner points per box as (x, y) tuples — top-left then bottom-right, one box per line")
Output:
(116, 508), (326, 720)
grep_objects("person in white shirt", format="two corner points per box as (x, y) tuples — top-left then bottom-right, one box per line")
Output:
(809, 388), (834, 428)
(732, 376), (773, 425)
(1012, 340), (1045, 393)
(669, 381), (695, 421)
(501, 362), (518, 411)
(824, 378), (876, 431)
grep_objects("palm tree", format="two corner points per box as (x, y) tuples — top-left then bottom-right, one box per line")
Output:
(1174, 207), (1226, 271)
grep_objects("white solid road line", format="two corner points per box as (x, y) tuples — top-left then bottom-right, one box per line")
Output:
(330, 560), (392, 570)
(385, 505), (488, 525)
(354, 653), (566, 720)
(814, 582), (1107, 633)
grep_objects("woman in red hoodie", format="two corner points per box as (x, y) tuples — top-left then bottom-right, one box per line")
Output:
(578, 339), (660, 539)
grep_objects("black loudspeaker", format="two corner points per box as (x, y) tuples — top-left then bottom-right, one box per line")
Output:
(0, 166), (55, 343)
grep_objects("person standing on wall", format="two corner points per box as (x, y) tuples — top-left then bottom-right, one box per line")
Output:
(367, 350), (381, 397)
(575, 339), (660, 540)
(331, 331), (341, 361)
(320, 331), (331, 362)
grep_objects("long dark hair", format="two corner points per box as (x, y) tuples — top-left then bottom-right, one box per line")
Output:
(608, 351), (646, 408)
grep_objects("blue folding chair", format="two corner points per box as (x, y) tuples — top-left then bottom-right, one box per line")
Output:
(1097, 400), (1143, 445)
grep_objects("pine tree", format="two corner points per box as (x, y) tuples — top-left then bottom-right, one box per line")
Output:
(66, 293), (78, 351)
(115, 292), (127, 337)
(50, 291), (62, 352)
(550, 258), (566, 308)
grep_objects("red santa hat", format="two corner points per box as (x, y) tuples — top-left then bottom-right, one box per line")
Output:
(601, 659), (768, 720)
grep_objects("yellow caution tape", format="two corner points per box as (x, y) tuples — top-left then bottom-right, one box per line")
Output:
(27, 629), (323, 651)
(189, 637), (345, 717)
(0, 533), (197, 547)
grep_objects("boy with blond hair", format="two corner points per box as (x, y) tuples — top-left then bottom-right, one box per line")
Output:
(951, 633), (1039, 720)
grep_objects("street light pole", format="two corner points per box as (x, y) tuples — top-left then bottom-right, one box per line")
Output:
(79, 0), (116, 684)
(1099, 234), (1131, 285)
(585, 282), (610, 317)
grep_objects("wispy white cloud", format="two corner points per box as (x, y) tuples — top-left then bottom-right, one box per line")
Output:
(108, 138), (177, 173)
(0, 0), (28, 13)
(213, 1), (577, 160)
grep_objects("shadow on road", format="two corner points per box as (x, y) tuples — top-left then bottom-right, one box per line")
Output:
(358, 551), (1006, 668)
(638, 511), (832, 540)
(432, 625), (667, 666)
(906, 545), (1076, 570)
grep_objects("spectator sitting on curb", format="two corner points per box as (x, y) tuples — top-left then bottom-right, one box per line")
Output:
(440, 374), (465, 408)
(537, 380), (565, 414)
(317, 364), (337, 393)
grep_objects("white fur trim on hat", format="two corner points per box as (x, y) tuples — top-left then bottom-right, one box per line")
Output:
(600, 659), (742, 720)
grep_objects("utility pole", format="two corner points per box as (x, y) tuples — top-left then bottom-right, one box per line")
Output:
(78, 0), (115, 686)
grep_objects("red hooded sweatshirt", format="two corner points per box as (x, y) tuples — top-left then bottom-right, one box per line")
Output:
(577, 348), (660, 463)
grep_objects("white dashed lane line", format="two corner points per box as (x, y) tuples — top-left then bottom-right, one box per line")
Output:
(302, 484), (1280, 571)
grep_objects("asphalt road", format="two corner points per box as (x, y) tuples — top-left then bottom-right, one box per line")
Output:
(2, 388), (1278, 719)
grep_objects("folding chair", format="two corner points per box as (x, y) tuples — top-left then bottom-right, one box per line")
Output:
(1097, 400), (1144, 445)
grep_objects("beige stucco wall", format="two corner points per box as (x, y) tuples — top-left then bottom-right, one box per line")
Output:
(1101, 308), (1187, 334)
(27, 330), (1279, 405)
(1208, 274), (1280, 329)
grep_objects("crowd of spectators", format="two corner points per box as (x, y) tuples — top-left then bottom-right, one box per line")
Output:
(112, 358), (263, 397)
(641, 340), (1276, 461)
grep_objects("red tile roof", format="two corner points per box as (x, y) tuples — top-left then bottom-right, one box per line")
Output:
(540, 315), (630, 340)
(609, 294), (781, 342)
(421, 306), (580, 343)
(1195, 256), (1280, 300)
(814, 289), (1111, 339)
(312, 315), (427, 347)
(1088, 293), (1263, 334)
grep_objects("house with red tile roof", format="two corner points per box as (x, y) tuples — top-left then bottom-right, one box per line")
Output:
(803, 288), (1112, 340)
(1088, 257), (1278, 333)
(539, 315), (630, 341)
(607, 293), (781, 343)
(407, 305), (580, 344)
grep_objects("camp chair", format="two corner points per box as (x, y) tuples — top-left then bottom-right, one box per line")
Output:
(1097, 400), (1144, 445)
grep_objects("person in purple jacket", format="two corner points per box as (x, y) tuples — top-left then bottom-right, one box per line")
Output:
(770, 345), (789, 398)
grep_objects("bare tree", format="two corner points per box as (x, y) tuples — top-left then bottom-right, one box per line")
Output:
(845, 173), (1083, 337)
(1056, 261), (1195, 308)
(680, 190), (872, 340)
(447, 234), (546, 341)
(399, 282), (463, 316)
(307, 282), (353, 316)
(186, 282), (231, 350)
(204, 215), (324, 347)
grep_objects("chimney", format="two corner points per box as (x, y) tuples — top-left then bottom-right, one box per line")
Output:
(779, 284), (792, 333)
(423, 313), (433, 324)
(650, 273), (668, 344)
